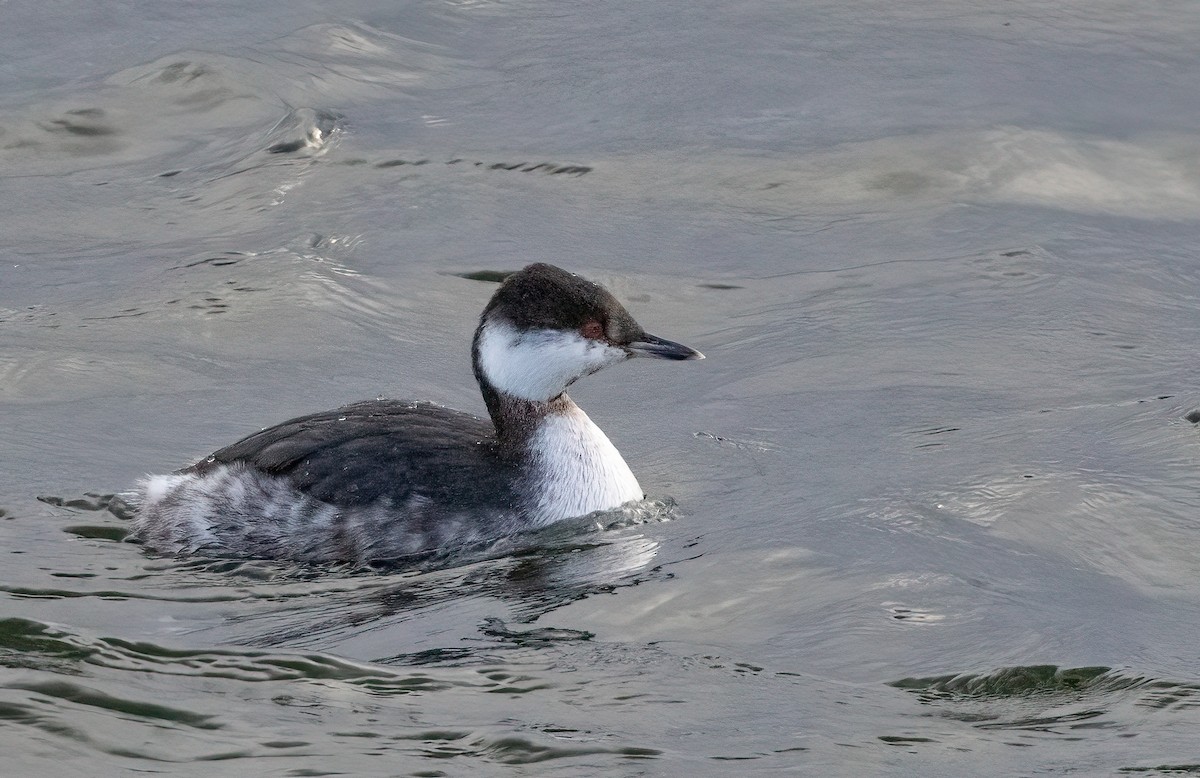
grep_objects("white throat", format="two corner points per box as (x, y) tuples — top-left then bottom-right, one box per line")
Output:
(524, 402), (643, 525)
(477, 321), (627, 402)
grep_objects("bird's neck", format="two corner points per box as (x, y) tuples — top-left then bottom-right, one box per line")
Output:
(515, 395), (643, 525)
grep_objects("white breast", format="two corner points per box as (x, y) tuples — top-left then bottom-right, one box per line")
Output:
(525, 403), (643, 525)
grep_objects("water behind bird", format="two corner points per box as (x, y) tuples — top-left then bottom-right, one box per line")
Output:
(3, 1), (1200, 775)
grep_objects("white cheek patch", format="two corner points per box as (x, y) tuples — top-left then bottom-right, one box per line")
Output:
(478, 322), (627, 401)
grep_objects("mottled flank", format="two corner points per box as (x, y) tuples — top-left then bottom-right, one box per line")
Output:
(129, 399), (524, 563)
(129, 463), (498, 563)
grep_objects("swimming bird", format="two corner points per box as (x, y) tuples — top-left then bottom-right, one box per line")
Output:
(129, 263), (703, 562)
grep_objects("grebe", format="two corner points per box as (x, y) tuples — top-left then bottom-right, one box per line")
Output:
(130, 263), (703, 562)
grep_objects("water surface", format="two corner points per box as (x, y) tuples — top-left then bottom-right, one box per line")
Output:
(4, 1), (1200, 775)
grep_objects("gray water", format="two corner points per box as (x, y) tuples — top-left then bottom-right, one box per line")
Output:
(4, 1), (1200, 774)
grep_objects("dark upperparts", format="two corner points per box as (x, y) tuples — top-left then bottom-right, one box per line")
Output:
(184, 400), (518, 508)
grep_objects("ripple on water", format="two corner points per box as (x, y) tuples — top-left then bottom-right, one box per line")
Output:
(0, 616), (461, 689)
(11, 491), (677, 677)
(0, 616), (669, 769)
(888, 664), (1200, 748)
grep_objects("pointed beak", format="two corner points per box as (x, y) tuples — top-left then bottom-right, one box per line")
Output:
(627, 333), (705, 360)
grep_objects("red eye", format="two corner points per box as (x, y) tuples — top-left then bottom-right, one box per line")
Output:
(581, 320), (604, 340)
